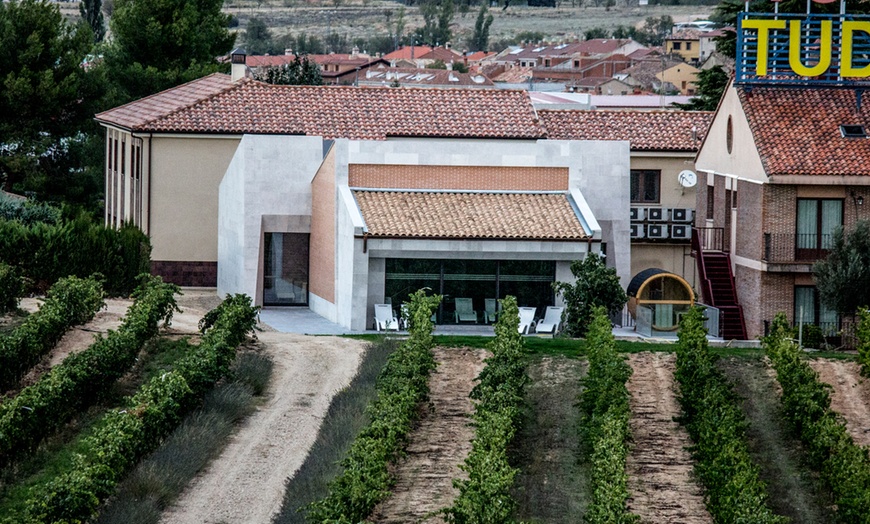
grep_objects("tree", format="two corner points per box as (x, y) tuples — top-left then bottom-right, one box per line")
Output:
(244, 17), (274, 55)
(414, 0), (454, 46)
(104, 0), (236, 103)
(584, 27), (609, 40)
(470, 5), (493, 52)
(0, 0), (105, 206)
(553, 254), (627, 338)
(814, 221), (870, 319)
(79, 0), (105, 43)
(253, 55), (323, 85)
(674, 65), (729, 111)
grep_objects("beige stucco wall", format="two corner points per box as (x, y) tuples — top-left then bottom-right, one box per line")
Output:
(657, 63), (699, 95)
(149, 136), (241, 261)
(629, 153), (698, 287)
(695, 83), (767, 182)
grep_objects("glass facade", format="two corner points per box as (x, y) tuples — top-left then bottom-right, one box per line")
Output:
(385, 258), (556, 324)
(263, 233), (310, 306)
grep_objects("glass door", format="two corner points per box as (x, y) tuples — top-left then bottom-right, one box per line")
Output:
(263, 233), (309, 306)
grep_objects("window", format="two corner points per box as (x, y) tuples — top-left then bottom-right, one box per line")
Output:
(573, 60), (580, 68)
(794, 286), (839, 335)
(630, 170), (660, 203)
(840, 125), (867, 138)
(263, 233), (310, 306)
(796, 199), (842, 260)
(673, 42), (682, 50)
(686, 42), (692, 50)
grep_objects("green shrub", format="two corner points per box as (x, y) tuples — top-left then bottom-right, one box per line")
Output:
(553, 254), (627, 338)
(857, 308), (870, 378)
(444, 296), (528, 524)
(307, 289), (440, 523)
(0, 196), (61, 226)
(578, 308), (638, 524)
(675, 307), (786, 524)
(765, 311), (870, 523)
(0, 261), (25, 314)
(21, 294), (259, 524)
(0, 275), (176, 467)
(0, 215), (150, 295)
(0, 275), (105, 391)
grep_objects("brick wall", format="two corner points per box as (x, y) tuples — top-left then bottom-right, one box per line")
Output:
(735, 179), (763, 260)
(735, 264), (763, 337)
(695, 180), (708, 228)
(309, 148), (336, 303)
(151, 261), (217, 287)
(348, 164), (569, 191)
(759, 272), (796, 334)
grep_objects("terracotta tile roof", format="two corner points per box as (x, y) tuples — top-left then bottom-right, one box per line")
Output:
(383, 46), (434, 60)
(418, 47), (464, 62)
(94, 73), (235, 130)
(353, 191), (588, 240)
(737, 87), (870, 177)
(539, 109), (712, 152)
(98, 75), (546, 139)
(667, 29), (702, 41)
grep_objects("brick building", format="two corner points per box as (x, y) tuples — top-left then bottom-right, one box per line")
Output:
(695, 81), (870, 339)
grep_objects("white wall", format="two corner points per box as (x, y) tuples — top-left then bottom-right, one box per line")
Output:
(217, 135), (323, 304)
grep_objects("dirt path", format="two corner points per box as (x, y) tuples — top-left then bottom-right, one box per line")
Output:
(512, 356), (588, 523)
(368, 346), (487, 524)
(159, 332), (367, 524)
(809, 359), (870, 448)
(720, 357), (833, 524)
(625, 352), (712, 524)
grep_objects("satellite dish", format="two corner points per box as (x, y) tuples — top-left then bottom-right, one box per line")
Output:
(678, 169), (698, 188)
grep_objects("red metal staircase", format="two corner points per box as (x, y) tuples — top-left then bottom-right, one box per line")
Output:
(692, 228), (748, 340)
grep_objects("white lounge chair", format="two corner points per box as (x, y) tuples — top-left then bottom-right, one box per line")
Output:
(536, 306), (564, 336)
(518, 307), (537, 334)
(484, 298), (498, 324)
(374, 304), (399, 331)
(274, 278), (296, 302)
(455, 298), (477, 323)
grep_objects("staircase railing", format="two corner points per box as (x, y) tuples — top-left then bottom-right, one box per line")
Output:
(692, 228), (714, 305)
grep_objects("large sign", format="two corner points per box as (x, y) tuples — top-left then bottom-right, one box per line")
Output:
(736, 12), (870, 87)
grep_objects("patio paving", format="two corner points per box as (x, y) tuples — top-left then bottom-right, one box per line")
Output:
(257, 307), (749, 345)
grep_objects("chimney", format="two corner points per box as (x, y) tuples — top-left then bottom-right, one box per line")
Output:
(285, 48), (293, 55)
(231, 48), (247, 82)
(447, 61), (453, 71)
(351, 45), (359, 58)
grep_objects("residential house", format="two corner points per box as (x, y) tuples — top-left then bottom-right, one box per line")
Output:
(694, 82), (870, 339)
(698, 28), (733, 63)
(96, 67), (631, 331)
(666, 29), (702, 63)
(657, 62), (700, 96)
(617, 58), (685, 94)
(245, 51), (388, 85)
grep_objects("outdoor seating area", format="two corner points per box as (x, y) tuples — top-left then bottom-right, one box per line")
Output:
(372, 301), (565, 337)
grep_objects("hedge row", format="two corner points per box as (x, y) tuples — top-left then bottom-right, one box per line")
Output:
(443, 296), (528, 524)
(580, 308), (638, 524)
(857, 308), (870, 378)
(0, 215), (150, 295)
(0, 195), (61, 226)
(307, 290), (440, 523)
(0, 275), (104, 391)
(0, 261), (25, 314)
(765, 313), (870, 523)
(675, 307), (786, 524)
(0, 275), (178, 467)
(22, 294), (260, 524)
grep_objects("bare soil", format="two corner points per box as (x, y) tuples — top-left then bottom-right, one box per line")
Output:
(625, 352), (712, 524)
(57, 0), (713, 49)
(512, 355), (589, 523)
(720, 357), (833, 524)
(159, 332), (367, 524)
(809, 358), (870, 448)
(369, 346), (487, 524)
(11, 289), (224, 391)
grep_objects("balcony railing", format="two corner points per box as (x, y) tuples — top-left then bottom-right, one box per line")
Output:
(693, 227), (727, 252)
(763, 233), (833, 263)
